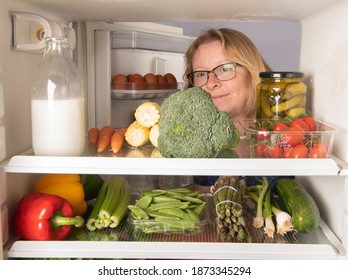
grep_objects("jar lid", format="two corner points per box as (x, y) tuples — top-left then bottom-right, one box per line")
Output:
(259, 72), (304, 78)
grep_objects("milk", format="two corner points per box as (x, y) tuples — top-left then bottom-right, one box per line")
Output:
(31, 98), (85, 156)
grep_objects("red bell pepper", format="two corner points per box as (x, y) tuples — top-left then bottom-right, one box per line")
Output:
(14, 192), (84, 240)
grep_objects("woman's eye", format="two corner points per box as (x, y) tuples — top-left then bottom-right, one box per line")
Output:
(196, 72), (206, 78)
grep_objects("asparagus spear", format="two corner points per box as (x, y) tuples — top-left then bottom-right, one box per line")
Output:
(212, 176), (252, 243)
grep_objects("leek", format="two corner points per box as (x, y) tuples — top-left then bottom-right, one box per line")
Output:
(263, 189), (275, 238)
(252, 177), (268, 228)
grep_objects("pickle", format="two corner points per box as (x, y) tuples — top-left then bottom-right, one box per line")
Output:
(271, 94), (306, 113)
(286, 107), (306, 118)
(259, 91), (275, 118)
(268, 81), (287, 97)
(282, 82), (307, 100)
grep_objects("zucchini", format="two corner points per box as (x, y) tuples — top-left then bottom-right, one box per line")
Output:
(274, 178), (320, 233)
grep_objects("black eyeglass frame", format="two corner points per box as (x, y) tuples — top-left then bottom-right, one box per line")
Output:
(187, 62), (241, 87)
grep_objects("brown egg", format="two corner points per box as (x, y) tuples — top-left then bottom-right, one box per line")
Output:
(112, 74), (128, 90)
(164, 73), (177, 89)
(156, 74), (166, 89)
(144, 73), (158, 90)
(128, 73), (146, 90)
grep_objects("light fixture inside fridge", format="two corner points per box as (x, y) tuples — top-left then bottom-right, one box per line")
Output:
(12, 12), (76, 51)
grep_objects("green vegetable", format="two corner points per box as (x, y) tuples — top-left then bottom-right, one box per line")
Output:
(86, 176), (131, 231)
(157, 87), (240, 158)
(80, 174), (104, 201)
(128, 187), (206, 233)
(274, 178), (320, 233)
(212, 176), (252, 242)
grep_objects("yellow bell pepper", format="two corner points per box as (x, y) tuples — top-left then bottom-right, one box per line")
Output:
(34, 174), (87, 216)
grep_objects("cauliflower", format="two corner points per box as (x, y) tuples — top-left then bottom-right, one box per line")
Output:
(157, 87), (239, 158)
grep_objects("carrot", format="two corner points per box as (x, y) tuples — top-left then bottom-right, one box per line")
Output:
(111, 127), (127, 154)
(88, 127), (100, 145)
(97, 125), (114, 152)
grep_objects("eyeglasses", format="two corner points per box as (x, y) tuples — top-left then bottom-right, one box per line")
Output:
(187, 62), (240, 87)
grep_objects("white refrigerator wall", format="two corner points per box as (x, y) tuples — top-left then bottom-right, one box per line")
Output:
(299, 0), (348, 249)
(300, 0), (348, 162)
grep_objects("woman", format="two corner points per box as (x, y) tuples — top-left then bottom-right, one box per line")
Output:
(184, 28), (272, 133)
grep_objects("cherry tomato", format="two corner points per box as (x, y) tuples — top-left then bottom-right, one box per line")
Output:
(281, 126), (305, 146)
(265, 145), (283, 158)
(253, 143), (268, 157)
(291, 144), (309, 158)
(256, 127), (271, 141)
(283, 147), (294, 158)
(303, 116), (317, 131)
(273, 122), (288, 132)
(290, 119), (310, 131)
(309, 143), (328, 158)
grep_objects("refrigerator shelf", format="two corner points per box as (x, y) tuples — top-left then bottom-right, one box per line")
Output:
(111, 88), (178, 100)
(5, 217), (345, 260)
(1, 148), (341, 176)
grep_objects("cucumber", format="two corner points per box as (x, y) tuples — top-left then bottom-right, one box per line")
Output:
(274, 178), (320, 233)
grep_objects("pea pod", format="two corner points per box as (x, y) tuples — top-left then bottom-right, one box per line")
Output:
(127, 205), (149, 220)
(135, 196), (152, 209)
(147, 201), (190, 211)
(158, 208), (192, 220)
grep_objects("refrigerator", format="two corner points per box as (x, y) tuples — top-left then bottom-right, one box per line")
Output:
(1, 0), (348, 261)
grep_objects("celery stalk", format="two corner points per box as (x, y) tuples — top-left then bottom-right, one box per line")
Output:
(109, 179), (131, 228)
(86, 181), (108, 231)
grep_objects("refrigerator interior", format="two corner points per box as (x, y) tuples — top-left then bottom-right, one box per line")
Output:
(1, 0), (348, 260)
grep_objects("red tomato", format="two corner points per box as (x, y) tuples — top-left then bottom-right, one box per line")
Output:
(283, 147), (294, 158)
(266, 145), (283, 158)
(256, 127), (271, 141)
(253, 143), (268, 157)
(291, 144), (309, 158)
(309, 143), (328, 158)
(273, 122), (288, 132)
(303, 116), (317, 131)
(281, 126), (305, 146)
(290, 119), (310, 131)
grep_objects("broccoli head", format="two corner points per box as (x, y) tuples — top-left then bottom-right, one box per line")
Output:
(157, 87), (240, 158)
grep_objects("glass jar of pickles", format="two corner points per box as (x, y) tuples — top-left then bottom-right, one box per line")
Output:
(256, 72), (307, 119)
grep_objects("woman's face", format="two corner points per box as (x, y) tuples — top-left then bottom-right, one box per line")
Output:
(192, 40), (250, 122)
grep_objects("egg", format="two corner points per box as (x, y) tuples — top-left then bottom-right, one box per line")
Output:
(128, 73), (146, 90)
(112, 74), (128, 90)
(156, 74), (166, 89)
(144, 73), (158, 90)
(164, 73), (177, 89)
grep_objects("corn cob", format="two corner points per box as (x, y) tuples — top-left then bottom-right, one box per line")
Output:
(212, 176), (252, 243)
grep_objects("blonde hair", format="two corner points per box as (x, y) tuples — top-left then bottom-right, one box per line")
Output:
(184, 28), (272, 119)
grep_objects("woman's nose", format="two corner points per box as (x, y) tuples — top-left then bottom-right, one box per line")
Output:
(205, 72), (220, 90)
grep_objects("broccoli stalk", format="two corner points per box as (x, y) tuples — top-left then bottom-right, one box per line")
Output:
(157, 87), (240, 158)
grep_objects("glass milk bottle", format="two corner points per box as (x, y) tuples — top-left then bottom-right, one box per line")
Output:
(31, 37), (85, 156)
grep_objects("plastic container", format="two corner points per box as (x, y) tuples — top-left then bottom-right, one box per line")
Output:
(111, 82), (182, 99)
(31, 37), (85, 156)
(242, 119), (337, 158)
(129, 191), (208, 234)
(256, 72), (307, 120)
